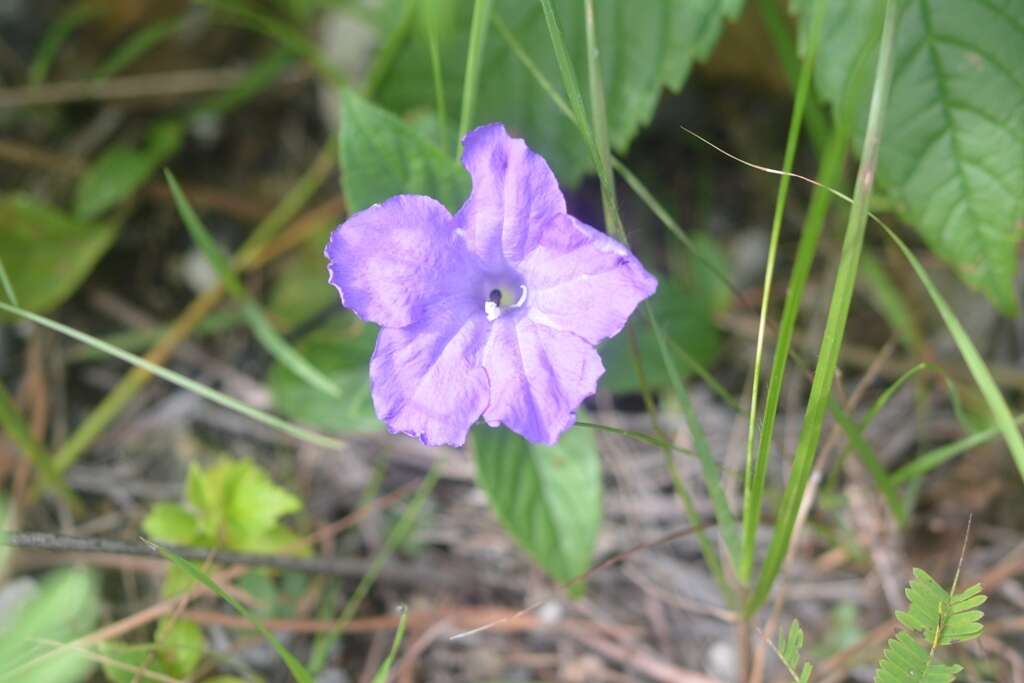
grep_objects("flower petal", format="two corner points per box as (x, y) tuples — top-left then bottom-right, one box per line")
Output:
(482, 315), (604, 445)
(456, 124), (566, 270)
(369, 300), (490, 447)
(326, 194), (479, 329)
(521, 215), (658, 344)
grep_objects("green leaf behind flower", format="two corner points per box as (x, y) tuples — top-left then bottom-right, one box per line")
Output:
(338, 89), (469, 213)
(374, 0), (744, 184)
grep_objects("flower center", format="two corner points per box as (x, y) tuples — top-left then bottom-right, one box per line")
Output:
(484, 282), (528, 321)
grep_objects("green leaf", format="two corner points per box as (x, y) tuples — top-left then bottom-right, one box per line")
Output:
(375, 0), (743, 184)
(0, 195), (118, 314)
(226, 460), (302, 538)
(338, 88), (469, 212)
(797, 0), (1024, 314)
(154, 618), (204, 678)
(0, 568), (99, 683)
(74, 121), (184, 221)
(471, 422), (601, 584)
(142, 503), (200, 545)
(268, 317), (381, 433)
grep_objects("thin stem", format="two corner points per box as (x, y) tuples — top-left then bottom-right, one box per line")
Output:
(456, 0), (493, 156)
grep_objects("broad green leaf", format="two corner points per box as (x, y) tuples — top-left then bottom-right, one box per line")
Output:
(142, 502), (200, 545)
(0, 568), (99, 683)
(74, 121), (184, 221)
(0, 195), (118, 314)
(472, 422), (601, 584)
(154, 618), (204, 679)
(268, 317), (380, 433)
(375, 0), (744, 184)
(795, 0), (1024, 314)
(338, 88), (469, 212)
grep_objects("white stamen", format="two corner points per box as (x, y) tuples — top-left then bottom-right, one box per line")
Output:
(484, 300), (501, 321)
(513, 284), (528, 308)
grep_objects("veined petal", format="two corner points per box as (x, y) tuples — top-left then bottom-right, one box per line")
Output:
(456, 124), (566, 270)
(326, 195), (479, 329)
(521, 215), (657, 345)
(370, 300), (490, 447)
(482, 316), (604, 445)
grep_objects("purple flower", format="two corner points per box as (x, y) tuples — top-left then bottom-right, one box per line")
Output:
(325, 124), (657, 447)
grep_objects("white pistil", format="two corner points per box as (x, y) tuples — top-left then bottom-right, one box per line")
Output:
(485, 300), (501, 321)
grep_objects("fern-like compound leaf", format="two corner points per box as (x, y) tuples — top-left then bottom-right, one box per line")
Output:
(875, 632), (962, 683)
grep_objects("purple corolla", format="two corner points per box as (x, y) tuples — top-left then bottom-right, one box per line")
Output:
(325, 124), (656, 447)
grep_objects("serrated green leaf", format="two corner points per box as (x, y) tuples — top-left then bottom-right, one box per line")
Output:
(338, 88), (469, 213)
(267, 317), (380, 433)
(226, 460), (302, 537)
(796, 0), (1024, 314)
(376, 0), (743, 184)
(142, 503), (200, 545)
(74, 121), (183, 221)
(472, 422), (601, 584)
(0, 195), (118, 314)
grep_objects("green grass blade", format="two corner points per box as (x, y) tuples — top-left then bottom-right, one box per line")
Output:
(574, 420), (692, 455)
(201, 0), (344, 86)
(890, 413), (1024, 484)
(455, 0), (493, 155)
(739, 0), (826, 585)
(421, 0), (449, 150)
(49, 143), (335, 473)
(371, 606), (408, 683)
(0, 301), (345, 451)
(748, 0), (899, 615)
(582, 0), (623, 239)
(0, 255), (18, 305)
(0, 385), (77, 506)
(829, 399), (904, 523)
(94, 16), (183, 79)
(647, 300), (740, 568)
(28, 4), (99, 84)
(365, 0), (418, 99)
(877, 223), (1024, 484)
(755, 0), (828, 151)
(164, 170), (341, 398)
(144, 540), (312, 683)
